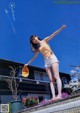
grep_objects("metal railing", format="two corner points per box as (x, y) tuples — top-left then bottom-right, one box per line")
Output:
(0, 74), (50, 85)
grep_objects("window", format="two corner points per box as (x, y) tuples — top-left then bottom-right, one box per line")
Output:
(34, 71), (49, 82)
(43, 73), (49, 82)
(34, 71), (40, 80)
(18, 68), (22, 77)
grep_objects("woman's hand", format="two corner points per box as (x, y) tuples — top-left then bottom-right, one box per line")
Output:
(24, 63), (28, 67)
(61, 25), (67, 29)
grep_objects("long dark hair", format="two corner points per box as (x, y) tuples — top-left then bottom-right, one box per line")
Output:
(30, 35), (42, 52)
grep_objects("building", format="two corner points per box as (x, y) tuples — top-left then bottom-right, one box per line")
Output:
(0, 59), (71, 104)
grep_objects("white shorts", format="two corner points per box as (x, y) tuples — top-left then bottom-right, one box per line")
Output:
(44, 54), (59, 68)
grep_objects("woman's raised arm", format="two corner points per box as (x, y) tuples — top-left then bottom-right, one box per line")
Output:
(44, 25), (66, 42)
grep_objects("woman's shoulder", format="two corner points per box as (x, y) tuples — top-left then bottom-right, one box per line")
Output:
(41, 40), (48, 45)
(43, 37), (49, 43)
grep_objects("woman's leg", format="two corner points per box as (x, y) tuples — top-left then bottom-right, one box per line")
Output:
(46, 67), (56, 99)
(51, 63), (62, 99)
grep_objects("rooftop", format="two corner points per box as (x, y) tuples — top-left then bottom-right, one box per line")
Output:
(18, 93), (80, 113)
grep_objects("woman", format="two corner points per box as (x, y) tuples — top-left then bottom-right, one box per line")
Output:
(25, 25), (66, 101)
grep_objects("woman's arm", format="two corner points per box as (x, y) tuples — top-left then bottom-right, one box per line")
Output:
(44, 25), (66, 42)
(25, 51), (39, 66)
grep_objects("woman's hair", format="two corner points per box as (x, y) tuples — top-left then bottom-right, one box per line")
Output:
(30, 35), (41, 52)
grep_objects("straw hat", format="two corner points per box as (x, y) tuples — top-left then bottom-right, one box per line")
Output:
(22, 66), (29, 77)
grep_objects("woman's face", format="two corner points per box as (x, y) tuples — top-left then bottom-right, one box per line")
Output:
(32, 37), (39, 44)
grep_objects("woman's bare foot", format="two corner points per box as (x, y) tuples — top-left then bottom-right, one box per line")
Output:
(54, 95), (62, 101)
(47, 98), (55, 103)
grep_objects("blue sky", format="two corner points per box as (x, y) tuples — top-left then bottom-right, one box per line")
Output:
(0, 0), (80, 74)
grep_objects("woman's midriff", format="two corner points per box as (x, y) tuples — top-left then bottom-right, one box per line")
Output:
(41, 49), (54, 58)
(39, 43), (54, 58)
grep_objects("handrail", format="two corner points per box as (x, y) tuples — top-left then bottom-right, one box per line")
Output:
(0, 74), (50, 84)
